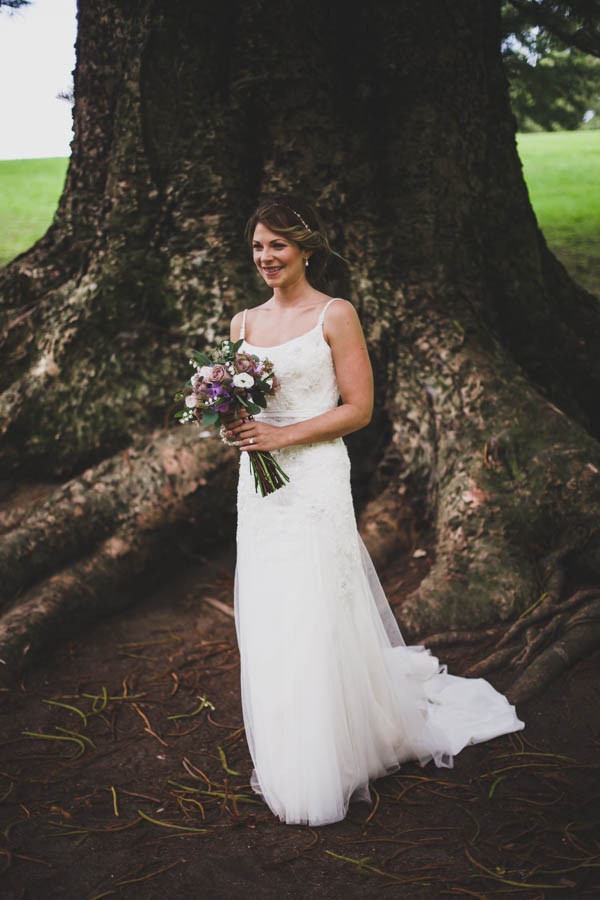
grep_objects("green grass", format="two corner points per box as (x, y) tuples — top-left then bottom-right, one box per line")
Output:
(0, 134), (598, 294)
(517, 130), (600, 296)
(0, 157), (69, 266)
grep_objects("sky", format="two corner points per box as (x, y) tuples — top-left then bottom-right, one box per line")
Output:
(0, 0), (77, 160)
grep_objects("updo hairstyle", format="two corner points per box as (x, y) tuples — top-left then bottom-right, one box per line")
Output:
(244, 196), (335, 287)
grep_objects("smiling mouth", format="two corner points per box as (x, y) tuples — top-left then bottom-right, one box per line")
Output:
(262, 267), (283, 276)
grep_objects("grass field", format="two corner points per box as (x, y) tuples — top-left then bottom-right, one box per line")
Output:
(517, 130), (599, 296)
(0, 157), (69, 266)
(0, 132), (598, 293)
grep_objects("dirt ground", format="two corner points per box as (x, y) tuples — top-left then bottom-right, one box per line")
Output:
(0, 542), (598, 900)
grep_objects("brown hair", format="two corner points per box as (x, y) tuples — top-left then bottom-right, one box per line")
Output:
(244, 196), (340, 287)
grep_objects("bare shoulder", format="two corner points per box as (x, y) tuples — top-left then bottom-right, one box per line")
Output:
(326, 297), (359, 322)
(324, 298), (364, 342)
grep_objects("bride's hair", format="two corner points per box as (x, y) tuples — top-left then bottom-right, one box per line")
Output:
(244, 195), (344, 287)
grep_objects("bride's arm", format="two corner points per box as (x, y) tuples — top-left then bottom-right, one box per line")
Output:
(226, 300), (374, 452)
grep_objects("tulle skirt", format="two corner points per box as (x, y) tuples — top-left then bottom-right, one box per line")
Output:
(234, 437), (524, 826)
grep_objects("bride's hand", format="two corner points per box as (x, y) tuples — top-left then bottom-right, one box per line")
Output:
(223, 413), (285, 453)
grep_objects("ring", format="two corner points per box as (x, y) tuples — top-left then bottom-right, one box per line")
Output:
(248, 438), (254, 445)
(248, 415), (254, 421)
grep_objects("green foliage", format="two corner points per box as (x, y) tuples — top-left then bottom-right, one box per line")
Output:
(507, 45), (600, 131)
(502, 2), (600, 131)
(0, 157), (69, 266)
(504, 1), (600, 58)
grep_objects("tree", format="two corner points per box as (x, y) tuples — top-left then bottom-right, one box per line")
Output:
(1, 0), (600, 700)
(502, 1), (600, 130)
(505, 0), (600, 59)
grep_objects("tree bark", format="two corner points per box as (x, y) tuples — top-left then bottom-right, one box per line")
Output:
(0, 428), (237, 673)
(1, 0), (599, 692)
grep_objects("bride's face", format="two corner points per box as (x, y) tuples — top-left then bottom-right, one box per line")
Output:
(252, 222), (308, 289)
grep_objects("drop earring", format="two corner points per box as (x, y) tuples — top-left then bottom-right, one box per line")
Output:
(305, 258), (309, 267)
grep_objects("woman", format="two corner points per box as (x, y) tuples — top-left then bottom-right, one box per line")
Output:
(223, 197), (524, 827)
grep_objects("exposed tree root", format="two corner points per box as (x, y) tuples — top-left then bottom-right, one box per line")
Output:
(0, 428), (236, 607)
(465, 588), (600, 675)
(462, 589), (600, 702)
(0, 429), (237, 677)
(508, 599), (600, 703)
(0, 521), (166, 674)
(416, 627), (503, 648)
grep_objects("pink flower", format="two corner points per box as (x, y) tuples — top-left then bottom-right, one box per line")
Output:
(194, 380), (210, 396)
(210, 364), (230, 383)
(235, 353), (258, 374)
(185, 394), (199, 408)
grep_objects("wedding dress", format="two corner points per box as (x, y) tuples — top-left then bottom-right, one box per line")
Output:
(234, 298), (524, 826)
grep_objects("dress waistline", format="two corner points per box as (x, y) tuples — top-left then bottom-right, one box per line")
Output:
(257, 407), (336, 421)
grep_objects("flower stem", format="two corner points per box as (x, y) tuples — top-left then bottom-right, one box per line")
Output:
(248, 451), (289, 496)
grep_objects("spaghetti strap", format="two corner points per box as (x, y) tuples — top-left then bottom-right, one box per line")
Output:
(240, 308), (248, 340)
(317, 297), (338, 326)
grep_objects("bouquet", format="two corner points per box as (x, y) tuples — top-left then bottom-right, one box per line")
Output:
(174, 338), (289, 496)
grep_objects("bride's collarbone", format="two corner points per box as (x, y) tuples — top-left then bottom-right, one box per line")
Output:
(248, 301), (331, 346)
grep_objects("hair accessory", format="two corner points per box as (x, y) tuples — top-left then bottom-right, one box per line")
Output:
(287, 206), (311, 231)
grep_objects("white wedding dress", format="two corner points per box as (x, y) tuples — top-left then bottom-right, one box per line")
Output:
(234, 299), (524, 826)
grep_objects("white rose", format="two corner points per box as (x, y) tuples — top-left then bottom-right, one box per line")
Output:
(185, 394), (199, 408)
(199, 365), (213, 379)
(190, 372), (201, 386)
(233, 372), (255, 388)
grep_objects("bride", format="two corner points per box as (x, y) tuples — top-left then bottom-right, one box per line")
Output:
(222, 196), (524, 826)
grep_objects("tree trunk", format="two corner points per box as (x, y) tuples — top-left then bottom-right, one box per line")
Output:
(1, 0), (599, 696)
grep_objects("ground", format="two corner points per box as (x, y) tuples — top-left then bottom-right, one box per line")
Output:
(0, 536), (598, 900)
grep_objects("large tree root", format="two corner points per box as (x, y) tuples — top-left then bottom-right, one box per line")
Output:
(0, 428), (235, 606)
(1, 519), (198, 676)
(508, 600), (600, 702)
(408, 589), (600, 704)
(0, 428), (237, 677)
(357, 333), (600, 703)
(464, 588), (600, 675)
(460, 589), (600, 702)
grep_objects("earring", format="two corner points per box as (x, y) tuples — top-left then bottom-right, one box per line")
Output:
(305, 259), (309, 267)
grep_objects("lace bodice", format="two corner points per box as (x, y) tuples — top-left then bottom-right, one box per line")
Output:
(239, 298), (340, 424)
(236, 296), (352, 569)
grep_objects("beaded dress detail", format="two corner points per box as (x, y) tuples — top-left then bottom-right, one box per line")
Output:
(234, 299), (524, 826)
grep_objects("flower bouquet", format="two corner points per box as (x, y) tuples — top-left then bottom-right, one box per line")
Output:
(174, 338), (289, 496)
